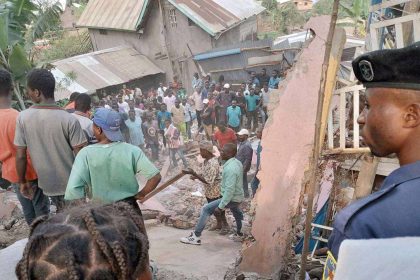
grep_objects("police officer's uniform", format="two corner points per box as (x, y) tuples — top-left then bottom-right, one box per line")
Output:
(328, 42), (420, 259)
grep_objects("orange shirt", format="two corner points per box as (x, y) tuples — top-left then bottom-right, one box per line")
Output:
(0, 109), (37, 183)
(213, 128), (237, 149)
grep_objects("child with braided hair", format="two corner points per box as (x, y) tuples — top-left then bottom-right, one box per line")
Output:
(15, 202), (153, 280)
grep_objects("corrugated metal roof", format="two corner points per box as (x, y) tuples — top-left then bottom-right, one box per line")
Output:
(167, 0), (265, 36)
(77, 0), (146, 31)
(52, 46), (164, 100)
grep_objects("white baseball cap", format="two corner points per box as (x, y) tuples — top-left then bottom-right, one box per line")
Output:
(203, 99), (209, 104)
(223, 83), (230, 89)
(237, 129), (249, 136)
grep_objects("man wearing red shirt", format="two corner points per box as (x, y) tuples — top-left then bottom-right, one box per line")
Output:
(0, 69), (49, 225)
(213, 122), (237, 150)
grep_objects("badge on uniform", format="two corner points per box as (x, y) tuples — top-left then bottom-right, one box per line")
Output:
(322, 251), (337, 280)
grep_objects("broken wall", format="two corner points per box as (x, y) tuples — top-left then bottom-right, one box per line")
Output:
(239, 16), (332, 276)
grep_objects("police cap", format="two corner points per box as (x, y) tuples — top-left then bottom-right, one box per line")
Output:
(352, 42), (420, 90)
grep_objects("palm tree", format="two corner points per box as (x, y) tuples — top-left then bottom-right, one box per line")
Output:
(0, 0), (62, 109)
(339, 0), (370, 37)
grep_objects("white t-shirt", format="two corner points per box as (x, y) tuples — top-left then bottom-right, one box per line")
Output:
(192, 91), (204, 111)
(118, 101), (130, 113)
(163, 95), (176, 112)
(261, 88), (271, 106)
(157, 87), (167, 98)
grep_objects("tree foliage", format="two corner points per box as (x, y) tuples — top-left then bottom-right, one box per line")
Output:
(0, 0), (62, 109)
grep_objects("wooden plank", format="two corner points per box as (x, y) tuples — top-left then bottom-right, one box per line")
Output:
(413, 19), (420, 41)
(369, 0), (411, 12)
(353, 90), (360, 148)
(339, 91), (346, 149)
(370, 14), (419, 30)
(323, 147), (371, 155)
(319, 28), (346, 153)
(370, 25), (380, 51)
(248, 54), (283, 65)
(140, 172), (186, 203)
(395, 22), (404, 48)
(353, 155), (379, 200)
(327, 109), (334, 149)
(335, 84), (365, 95)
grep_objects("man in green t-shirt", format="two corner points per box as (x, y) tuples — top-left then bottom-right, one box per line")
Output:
(65, 108), (161, 205)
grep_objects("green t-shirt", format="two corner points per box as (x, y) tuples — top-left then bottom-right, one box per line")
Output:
(65, 142), (160, 203)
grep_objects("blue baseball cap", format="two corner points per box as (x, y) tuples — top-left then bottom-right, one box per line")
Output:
(93, 108), (124, 142)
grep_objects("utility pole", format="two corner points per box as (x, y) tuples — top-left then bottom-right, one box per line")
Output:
(299, 0), (340, 279)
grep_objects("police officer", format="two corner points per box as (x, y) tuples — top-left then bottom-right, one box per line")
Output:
(328, 42), (420, 259)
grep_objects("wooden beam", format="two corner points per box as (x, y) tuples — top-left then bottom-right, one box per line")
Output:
(370, 0), (411, 12)
(353, 155), (379, 200)
(339, 91), (346, 149)
(319, 28), (346, 153)
(323, 147), (371, 155)
(353, 89), (360, 148)
(395, 22), (404, 48)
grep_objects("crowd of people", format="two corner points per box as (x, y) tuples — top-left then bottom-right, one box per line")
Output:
(0, 67), (274, 279)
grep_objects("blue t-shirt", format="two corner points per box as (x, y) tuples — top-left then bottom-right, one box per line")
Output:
(157, 111), (171, 130)
(269, 77), (281, 89)
(245, 95), (260, 112)
(226, 106), (242, 128)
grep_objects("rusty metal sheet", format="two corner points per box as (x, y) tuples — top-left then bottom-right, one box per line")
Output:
(77, 0), (146, 31)
(168, 0), (265, 36)
(52, 46), (164, 100)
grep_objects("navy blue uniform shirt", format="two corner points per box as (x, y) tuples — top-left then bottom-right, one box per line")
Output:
(328, 160), (420, 259)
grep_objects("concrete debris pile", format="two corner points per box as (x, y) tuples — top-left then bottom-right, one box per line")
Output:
(0, 192), (29, 249)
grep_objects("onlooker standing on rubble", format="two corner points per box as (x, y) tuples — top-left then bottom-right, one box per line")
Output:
(217, 84), (235, 124)
(164, 119), (188, 169)
(66, 108), (161, 204)
(187, 141), (229, 232)
(125, 110), (145, 150)
(182, 99), (193, 140)
(157, 104), (171, 148)
(227, 100), (242, 132)
(157, 82), (167, 98)
(201, 99), (215, 140)
(163, 89), (176, 112)
(328, 43), (420, 260)
(192, 86), (204, 128)
(65, 91), (80, 113)
(177, 81), (187, 100)
(236, 129), (253, 198)
(213, 122), (237, 150)
(251, 128), (263, 197)
(268, 70), (281, 89)
(0, 69), (49, 225)
(260, 83), (271, 124)
(192, 72), (203, 91)
(72, 93), (95, 144)
(245, 88), (261, 132)
(257, 68), (270, 86)
(142, 112), (160, 161)
(171, 99), (186, 139)
(180, 143), (244, 245)
(15, 69), (87, 212)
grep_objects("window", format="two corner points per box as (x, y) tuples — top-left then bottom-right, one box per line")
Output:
(169, 8), (177, 28)
(99, 29), (108, 35)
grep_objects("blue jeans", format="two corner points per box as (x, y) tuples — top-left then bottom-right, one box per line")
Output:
(13, 182), (49, 225)
(251, 175), (260, 197)
(194, 198), (243, 237)
(170, 148), (188, 168)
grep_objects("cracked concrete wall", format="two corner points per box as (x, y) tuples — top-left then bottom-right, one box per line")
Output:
(239, 16), (332, 277)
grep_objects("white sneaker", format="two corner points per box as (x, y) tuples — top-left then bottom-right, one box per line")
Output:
(180, 231), (201, 245)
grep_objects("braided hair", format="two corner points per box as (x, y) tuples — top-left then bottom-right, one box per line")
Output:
(16, 202), (150, 280)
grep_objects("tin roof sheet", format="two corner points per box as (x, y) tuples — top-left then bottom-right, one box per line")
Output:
(52, 46), (164, 100)
(77, 0), (146, 31)
(167, 0), (265, 36)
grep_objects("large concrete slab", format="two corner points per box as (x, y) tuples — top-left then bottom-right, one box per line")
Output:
(148, 225), (241, 280)
(239, 16), (334, 276)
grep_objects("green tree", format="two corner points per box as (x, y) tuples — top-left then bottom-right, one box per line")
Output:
(274, 2), (306, 35)
(0, 0), (62, 109)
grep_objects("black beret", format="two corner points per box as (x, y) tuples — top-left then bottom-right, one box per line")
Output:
(352, 42), (420, 90)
